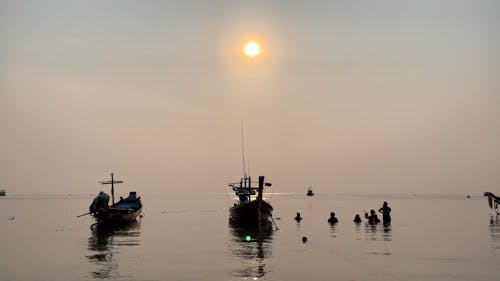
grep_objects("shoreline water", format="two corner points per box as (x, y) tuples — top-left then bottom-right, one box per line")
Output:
(1, 193), (498, 281)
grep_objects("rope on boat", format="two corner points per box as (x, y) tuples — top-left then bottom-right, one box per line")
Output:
(270, 214), (279, 230)
(267, 184), (278, 203)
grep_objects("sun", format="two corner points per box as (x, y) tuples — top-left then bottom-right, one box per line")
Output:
(242, 40), (262, 58)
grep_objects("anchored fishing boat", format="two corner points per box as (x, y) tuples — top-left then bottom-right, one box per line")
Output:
(484, 192), (500, 214)
(228, 122), (277, 227)
(229, 175), (273, 226)
(83, 173), (142, 229)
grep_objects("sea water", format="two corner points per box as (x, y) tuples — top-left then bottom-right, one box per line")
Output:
(0, 193), (498, 281)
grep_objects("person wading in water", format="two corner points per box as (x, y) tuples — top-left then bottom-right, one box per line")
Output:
(378, 201), (392, 225)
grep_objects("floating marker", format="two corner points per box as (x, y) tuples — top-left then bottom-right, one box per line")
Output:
(245, 235), (252, 242)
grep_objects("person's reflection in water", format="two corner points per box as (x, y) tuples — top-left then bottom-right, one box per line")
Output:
(363, 221), (392, 240)
(382, 223), (392, 241)
(381, 225), (392, 256)
(86, 221), (141, 279)
(229, 221), (274, 279)
(364, 221), (378, 241)
(351, 213), (362, 240)
(329, 222), (338, 238)
(363, 219), (392, 256)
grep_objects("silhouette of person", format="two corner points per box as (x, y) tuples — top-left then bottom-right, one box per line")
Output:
(295, 212), (303, 222)
(378, 201), (391, 225)
(353, 214), (362, 223)
(328, 212), (338, 224)
(365, 209), (380, 225)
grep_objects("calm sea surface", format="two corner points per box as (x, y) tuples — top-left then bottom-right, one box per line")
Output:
(1, 192), (499, 281)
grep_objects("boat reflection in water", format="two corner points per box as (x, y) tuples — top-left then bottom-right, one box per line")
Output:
(228, 221), (274, 279)
(490, 214), (500, 250)
(86, 221), (141, 279)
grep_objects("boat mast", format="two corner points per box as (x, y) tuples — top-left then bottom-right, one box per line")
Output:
(241, 120), (247, 179)
(99, 173), (123, 205)
(241, 120), (250, 202)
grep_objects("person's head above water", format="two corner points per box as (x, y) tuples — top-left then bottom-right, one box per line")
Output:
(330, 212), (335, 217)
(370, 209), (376, 215)
(383, 201), (388, 207)
(295, 212), (302, 221)
(354, 214), (362, 222)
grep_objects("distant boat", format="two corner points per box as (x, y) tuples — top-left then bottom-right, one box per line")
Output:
(229, 176), (273, 226)
(306, 187), (314, 196)
(87, 173), (142, 229)
(484, 192), (500, 214)
(0, 190), (5, 196)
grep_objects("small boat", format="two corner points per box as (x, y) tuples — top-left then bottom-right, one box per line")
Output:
(88, 173), (142, 229)
(229, 176), (273, 226)
(484, 192), (500, 214)
(306, 187), (314, 196)
(0, 190), (5, 196)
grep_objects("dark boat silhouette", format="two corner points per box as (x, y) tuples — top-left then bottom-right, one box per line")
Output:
(229, 176), (273, 226)
(86, 173), (142, 229)
(228, 122), (275, 226)
(484, 192), (500, 214)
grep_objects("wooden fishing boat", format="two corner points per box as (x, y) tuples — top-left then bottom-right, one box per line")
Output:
(228, 122), (276, 227)
(484, 192), (500, 214)
(229, 176), (273, 226)
(87, 173), (142, 229)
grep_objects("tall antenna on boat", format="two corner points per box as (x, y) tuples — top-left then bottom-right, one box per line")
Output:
(99, 173), (123, 205)
(241, 120), (247, 178)
(247, 154), (250, 178)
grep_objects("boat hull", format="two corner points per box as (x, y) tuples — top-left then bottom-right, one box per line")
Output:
(92, 208), (142, 228)
(229, 199), (273, 226)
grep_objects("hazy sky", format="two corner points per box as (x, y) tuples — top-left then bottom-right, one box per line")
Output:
(1, 0), (499, 195)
